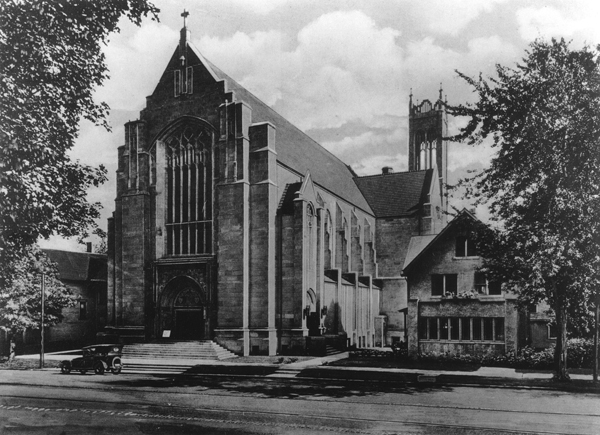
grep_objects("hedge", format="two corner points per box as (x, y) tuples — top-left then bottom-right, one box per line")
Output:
(349, 338), (597, 370)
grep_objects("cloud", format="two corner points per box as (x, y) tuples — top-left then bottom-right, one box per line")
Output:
(95, 22), (178, 111)
(198, 30), (288, 106)
(516, 3), (600, 44)
(226, 0), (291, 15)
(352, 152), (408, 176)
(409, 0), (508, 36)
(198, 10), (404, 131)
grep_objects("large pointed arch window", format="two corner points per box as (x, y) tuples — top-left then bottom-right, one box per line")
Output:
(165, 124), (213, 255)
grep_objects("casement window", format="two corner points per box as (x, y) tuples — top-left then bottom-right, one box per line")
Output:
(79, 300), (87, 321)
(419, 317), (505, 342)
(431, 274), (458, 296)
(456, 235), (478, 257)
(474, 272), (502, 295)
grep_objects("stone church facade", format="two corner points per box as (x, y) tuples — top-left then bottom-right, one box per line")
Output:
(106, 21), (448, 356)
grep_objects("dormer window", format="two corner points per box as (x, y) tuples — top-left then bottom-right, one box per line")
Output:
(456, 235), (477, 257)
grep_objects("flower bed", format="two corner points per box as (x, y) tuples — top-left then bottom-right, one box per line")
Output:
(347, 339), (596, 370)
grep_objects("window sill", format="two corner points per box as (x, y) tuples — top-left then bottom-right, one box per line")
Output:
(453, 256), (480, 260)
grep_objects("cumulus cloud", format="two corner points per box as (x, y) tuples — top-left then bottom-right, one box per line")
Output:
(198, 10), (404, 131)
(95, 22), (178, 111)
(409, 0), (508, 36)
(516, 2), (600, 44)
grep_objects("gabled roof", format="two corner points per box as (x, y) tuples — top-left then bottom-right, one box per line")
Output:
(402, 209), (482, 274)
(43, 249), (107, 282)
(203, 58), (373, 213)
(403, 234), (437, 270)
(354, 169), (433, 218)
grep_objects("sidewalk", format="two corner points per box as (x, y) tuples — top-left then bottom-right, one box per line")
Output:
(12, 350), (599, 391)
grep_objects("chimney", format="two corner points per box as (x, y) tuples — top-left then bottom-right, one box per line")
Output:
(382, 166), (393, 175)
(86, 242), (92, 253)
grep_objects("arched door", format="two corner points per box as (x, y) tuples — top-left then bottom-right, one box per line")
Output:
(173, 287), (204, 339)
(160, 277), (206, 340)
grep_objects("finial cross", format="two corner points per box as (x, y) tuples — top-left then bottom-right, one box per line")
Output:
(181, 9), (189, 27)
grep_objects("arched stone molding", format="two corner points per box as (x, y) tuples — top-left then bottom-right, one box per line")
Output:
(150, 116), (216, 258)
(158, 275), (208, 340)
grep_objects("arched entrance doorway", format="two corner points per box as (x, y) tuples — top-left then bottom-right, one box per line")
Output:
(160, 277), (206, 340)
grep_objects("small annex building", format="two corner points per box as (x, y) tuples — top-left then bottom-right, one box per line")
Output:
(106, 18), (450, 356)
(402, 210), (522, 356)
(42, 249), (108, 351)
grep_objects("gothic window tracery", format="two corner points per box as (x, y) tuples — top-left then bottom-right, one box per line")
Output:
(164, 124), (213, 255)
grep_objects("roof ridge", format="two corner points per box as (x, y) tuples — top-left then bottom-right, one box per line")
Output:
(355, 169), (428, 179)
(205, 59), (357, 179)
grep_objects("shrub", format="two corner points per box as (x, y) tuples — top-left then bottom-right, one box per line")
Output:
(566, 338), (595, 369)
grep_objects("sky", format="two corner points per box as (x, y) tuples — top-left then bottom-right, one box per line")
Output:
(39, 0), (600, 252)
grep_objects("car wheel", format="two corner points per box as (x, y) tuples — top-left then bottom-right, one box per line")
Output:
(79, 370), (87, 375)
(111, 357), (122, 374)
(94, 362), (105, 375)
(60, 364), (71, 374)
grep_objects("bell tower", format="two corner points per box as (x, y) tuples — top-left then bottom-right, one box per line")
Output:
(408, 85), (448, 214)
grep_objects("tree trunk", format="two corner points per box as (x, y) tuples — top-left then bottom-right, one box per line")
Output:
(553, 296), (570, 382)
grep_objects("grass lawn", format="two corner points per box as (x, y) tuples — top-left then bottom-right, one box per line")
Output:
(0, 358), (58, 370)
(329, 357), (481, 372)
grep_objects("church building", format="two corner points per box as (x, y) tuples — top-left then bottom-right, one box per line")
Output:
(106, 18), (448, 356)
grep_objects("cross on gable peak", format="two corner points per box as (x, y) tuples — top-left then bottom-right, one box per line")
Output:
(181, 9), (190, 27)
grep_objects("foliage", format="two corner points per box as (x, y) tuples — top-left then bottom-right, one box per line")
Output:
(351, 339), (595, 370)
(0, 0), (159, 283)
(447, 39), (600, 380)
(0, 245), (76, 335)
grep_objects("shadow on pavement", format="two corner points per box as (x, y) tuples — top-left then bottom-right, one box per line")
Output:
(106, 374), (453, 399)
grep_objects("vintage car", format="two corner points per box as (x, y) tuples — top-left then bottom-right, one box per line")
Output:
(59, 344), (123, 375)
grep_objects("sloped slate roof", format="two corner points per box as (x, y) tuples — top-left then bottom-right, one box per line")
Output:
(354, 169), (433, 218)
(402, 209), (482, 274)
(43, 249), (107, 282)
(205, 59), (373, 214)
(402, 235), (437, 270)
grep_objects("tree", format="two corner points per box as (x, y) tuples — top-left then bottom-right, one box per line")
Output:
(449, 39), (600, 381)
(0, 0), (159, 285)
(0, 245), (75, 335)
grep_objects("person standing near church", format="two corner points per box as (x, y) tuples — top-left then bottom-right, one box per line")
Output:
(9, 339), (15, 362)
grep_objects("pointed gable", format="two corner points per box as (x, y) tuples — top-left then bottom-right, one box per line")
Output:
(402, 209), (484, 274)
(354, 169), (433, 218)
(144, 28), (372, 213)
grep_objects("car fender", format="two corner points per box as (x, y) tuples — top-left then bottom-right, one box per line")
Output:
(97, 360), (108, 369)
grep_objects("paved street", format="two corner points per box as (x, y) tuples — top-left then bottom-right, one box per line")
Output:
(0, 370), (599, 434)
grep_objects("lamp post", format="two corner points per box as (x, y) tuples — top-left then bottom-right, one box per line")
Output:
(40, 273), (45, 369)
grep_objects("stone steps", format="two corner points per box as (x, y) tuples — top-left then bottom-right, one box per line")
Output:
(325, 345), (344, 356)
(122, 340), (237, 361)
(122, 362), (193, 375)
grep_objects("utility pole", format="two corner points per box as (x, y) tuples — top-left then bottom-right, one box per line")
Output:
(40, 273), (45, 369)
(594, 296), (599, 383)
